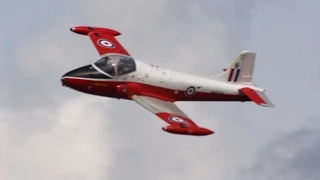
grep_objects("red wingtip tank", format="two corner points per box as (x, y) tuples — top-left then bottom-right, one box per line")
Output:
(70, 26), (121, 36)
(162, 126), (214, 136)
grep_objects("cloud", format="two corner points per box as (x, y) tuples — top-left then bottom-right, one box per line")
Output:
(241, 118), (320, 180)
(1, 0), (238, 179)
(81, 0), (230, 73)
(0, 96), (114, 180)
(5, 0), (320, 180)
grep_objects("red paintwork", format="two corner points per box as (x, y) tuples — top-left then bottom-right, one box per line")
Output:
(70, 26), (130, 56)
(156, 112), (199, 127)
(240, 87), (266, 105)
(157, 112), (213, 135)
(88, 32), (130, 56)
(63, 77), (250, 102)
(162, 126), (214, 136)
(70, 26), (121, 36)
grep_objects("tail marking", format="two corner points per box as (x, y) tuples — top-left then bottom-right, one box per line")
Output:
(228, 69), (235, 81)
(234, 69), (241, 82)
(227, 68), (241, 82)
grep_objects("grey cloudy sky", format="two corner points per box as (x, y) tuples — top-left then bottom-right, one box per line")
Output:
(1, 0), (320, 180)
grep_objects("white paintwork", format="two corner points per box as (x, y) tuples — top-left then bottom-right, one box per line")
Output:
(130, 60), (242, 95)
(80, 51), (267, 97)
(63, 51), (269, 101)
(132, 95), (188, 118)
(117, 56), (264, 95)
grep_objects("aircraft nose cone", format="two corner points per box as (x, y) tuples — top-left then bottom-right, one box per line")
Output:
(61, 68), (81, 86)
(61, 76), (66, 86)
(61, 72), (71, 86)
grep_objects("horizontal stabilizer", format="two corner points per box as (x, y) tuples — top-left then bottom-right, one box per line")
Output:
(240, 87), (274, 107)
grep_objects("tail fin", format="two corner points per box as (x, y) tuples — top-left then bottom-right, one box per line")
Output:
(215, 50), (274, 107)
(218, 50), (256, 84)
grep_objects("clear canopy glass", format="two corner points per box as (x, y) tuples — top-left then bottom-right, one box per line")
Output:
(94, 54), (136, 77)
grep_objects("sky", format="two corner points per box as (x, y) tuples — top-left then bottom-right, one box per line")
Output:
(1, 0), (320, 180)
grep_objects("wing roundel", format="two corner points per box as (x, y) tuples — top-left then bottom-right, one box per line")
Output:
(70, 26), (130, 56)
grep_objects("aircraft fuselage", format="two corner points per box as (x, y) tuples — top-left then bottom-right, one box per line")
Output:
(62, 58), (250, 102)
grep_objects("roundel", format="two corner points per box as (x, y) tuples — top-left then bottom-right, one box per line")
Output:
(97, 39), (115, 48)
(185, 86), (196, 96)
(169, 116), (185, 123)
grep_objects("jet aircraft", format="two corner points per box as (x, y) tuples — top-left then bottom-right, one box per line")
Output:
(61, 26), (274, 136)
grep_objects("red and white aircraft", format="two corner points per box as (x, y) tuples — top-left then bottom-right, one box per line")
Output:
(61, 26), (274, 136)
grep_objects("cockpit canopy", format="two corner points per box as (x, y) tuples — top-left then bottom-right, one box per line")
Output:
(94, 54), (136, 77)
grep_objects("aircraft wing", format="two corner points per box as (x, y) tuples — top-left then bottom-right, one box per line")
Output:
(70, 26), (130, 56)
(132, 95), (214, 136)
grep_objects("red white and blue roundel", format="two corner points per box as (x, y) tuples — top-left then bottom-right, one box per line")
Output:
(97, 39), (115, 48)
(169, 116), (185, 123)
(185, 86), (196, 96)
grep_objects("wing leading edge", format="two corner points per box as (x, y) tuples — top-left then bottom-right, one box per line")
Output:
(132, 95), (214, 136)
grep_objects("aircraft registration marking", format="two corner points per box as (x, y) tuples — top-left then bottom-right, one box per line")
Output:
(210, 90), (225, 94)
(94, 83), (107, 87)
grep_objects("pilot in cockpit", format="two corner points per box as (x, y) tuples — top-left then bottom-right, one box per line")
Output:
(118, 57), (135, 75)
